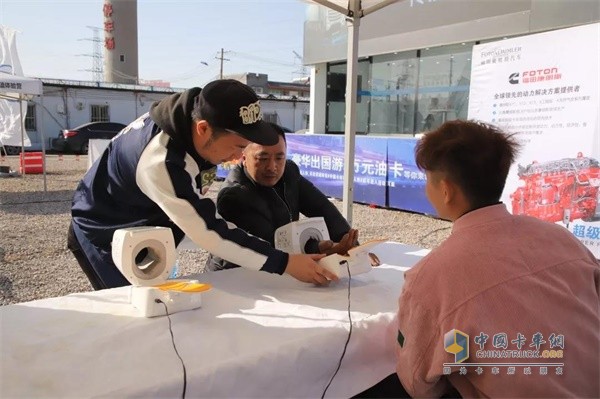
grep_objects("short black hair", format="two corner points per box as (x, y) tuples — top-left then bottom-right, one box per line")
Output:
(266, 122), (287, 143)
(415, 120), (521, 208)
(191, 107), (228, 139)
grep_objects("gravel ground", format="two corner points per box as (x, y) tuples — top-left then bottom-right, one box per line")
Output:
(0, 154), (451, 306)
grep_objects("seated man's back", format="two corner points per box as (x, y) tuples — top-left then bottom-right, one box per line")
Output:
(397, 204), (600, 397)
(392, 120), (600, 398)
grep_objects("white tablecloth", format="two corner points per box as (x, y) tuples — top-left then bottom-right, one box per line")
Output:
(0, 242), (429, 398)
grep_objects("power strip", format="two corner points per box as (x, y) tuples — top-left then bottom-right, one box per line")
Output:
(319, 253), (372, 278)
(130, 286), (204, 317)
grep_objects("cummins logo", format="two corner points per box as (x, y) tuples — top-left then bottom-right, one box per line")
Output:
(509, 73), (520, 84)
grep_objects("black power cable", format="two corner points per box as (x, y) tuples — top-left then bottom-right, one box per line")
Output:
(155, 299), (187, 399)
(0, 199), (71, 205)
(321, 260), (353, 399)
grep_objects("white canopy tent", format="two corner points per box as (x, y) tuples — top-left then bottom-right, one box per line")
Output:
(0, 73), (42, 96)
(308, 0), (400, 225)
(0, 73), (47, 191)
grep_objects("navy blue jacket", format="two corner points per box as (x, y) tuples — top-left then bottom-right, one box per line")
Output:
(71, 88), (288, 288)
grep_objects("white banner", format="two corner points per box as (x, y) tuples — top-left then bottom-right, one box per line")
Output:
(468, 23), (600, 257)
(0, 25), (31, 147)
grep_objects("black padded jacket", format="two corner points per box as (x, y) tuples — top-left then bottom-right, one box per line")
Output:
(206, 160), (351, 270)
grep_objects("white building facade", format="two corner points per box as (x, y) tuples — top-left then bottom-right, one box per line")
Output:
(19, 79), (309, 152)
(304, 0), (600, 135)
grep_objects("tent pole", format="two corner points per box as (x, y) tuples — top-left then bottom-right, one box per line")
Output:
(311, 0), (400, 224)
(19, 94), (25, 176)
(40, 95), (47, 192)
(342, 0), (360, 225)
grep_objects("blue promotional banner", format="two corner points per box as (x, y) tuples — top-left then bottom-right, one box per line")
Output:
(286, 134), (344, 198)
(387, 138), (437, 216)
(217, 160), (239, 179)
(217, 134), (435, 217)
(286, 134), (387, 206)
(353, 136), (388, 206)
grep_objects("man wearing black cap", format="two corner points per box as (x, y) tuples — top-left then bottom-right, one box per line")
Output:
(68, 79), (337, 290)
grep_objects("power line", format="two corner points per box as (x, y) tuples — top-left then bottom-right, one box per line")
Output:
(215, 48), (230, 79)
(231, 51), (296, 68)
(77, 26), (103, 82)
(292, 50), (308, 77)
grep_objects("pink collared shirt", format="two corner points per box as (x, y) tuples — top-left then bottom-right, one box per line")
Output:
(395, 204), (600, 398)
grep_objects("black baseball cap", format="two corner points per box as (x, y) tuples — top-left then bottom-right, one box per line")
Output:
(194, 79), (279, 146)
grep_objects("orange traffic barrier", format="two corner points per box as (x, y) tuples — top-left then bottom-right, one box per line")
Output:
(19, 152), (44, 174)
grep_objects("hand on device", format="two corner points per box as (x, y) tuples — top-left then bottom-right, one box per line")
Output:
(285, 253), (338, 285)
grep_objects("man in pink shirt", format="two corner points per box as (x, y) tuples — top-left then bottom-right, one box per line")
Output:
(376, 120), (599, 398)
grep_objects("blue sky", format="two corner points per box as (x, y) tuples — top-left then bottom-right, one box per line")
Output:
(1, 0), (309, 88)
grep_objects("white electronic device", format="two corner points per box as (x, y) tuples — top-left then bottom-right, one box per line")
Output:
(127, 283), (206, 318)
(112, 227), (210, 317)
(274, 217), (330, 254)
(318, 239), (387, 279)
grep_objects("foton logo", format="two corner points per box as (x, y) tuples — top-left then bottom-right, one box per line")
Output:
(509, 67), (561, 84)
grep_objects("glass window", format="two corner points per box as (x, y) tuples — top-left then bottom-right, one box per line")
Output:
(416, 42), (474, 133)
(90, 104), (110, 122)
(303, 113), (310, 130)
(263, 112), (278, 124)
(368, 51), (418, 134)
(326, 59), (370, 134)
(324, 42), (475, 135)
(24, 103), (36, 131)
(479, 34), (522, 44)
